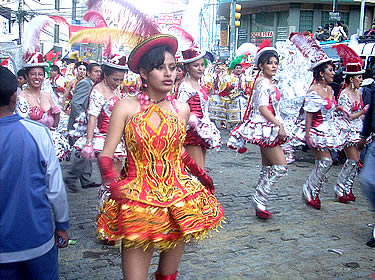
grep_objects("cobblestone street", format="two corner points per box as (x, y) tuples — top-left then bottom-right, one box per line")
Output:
(59, 131), (375, 280)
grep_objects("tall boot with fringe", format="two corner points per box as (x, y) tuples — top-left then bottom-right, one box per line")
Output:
(302, 157), (332, 209)
(252, 165), (287, 219)
(334, 159), (357, 203)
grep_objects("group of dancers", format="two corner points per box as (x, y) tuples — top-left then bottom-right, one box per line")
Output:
(11, 18), (372, 278)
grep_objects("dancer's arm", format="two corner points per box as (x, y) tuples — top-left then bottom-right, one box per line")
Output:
(304, 112), (314, 148)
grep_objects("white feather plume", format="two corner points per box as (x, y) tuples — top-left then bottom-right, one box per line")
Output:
(23, 15), (54, 59)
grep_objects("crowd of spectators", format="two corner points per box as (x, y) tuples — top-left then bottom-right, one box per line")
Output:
(315, 21), (348, 42)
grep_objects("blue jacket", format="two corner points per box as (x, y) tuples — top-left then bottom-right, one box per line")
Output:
(0, 114), (69, 263)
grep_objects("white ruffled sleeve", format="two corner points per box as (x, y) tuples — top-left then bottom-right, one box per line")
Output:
(177, 81), (195, 102)
(87, 89), (105, 117)
(16, 96), (30, 118)
(253, 80), (271, 107)
(303, 91), (323, 113)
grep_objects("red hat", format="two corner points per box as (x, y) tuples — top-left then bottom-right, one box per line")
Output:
(24, 52), (48, 68)
(254, 40), (278, 67)
(128, 34), (178, 74)
(332, 44), (365, 75)
(103, 54), (127, 70)
(343, 62), (365, 75)
(180, 48), (206, 64)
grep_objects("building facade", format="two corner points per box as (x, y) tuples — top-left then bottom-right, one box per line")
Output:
(218, 0), (375, 57)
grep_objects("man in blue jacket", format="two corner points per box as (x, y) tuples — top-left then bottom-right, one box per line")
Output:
(0, 66), (70, 279)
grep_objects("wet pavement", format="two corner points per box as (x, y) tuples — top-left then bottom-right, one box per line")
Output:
(59, 130), (375, 280)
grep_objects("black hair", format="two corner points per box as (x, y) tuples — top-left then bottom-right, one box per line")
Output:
(17, 69), (26, 79)
(102, 64), (126, 79)
(87, 62), (100, 73)
(312, 61), (334, 81)
(257, 50), (279, 68)
(50, 65), (60, 74)
(234, 64), (242, 69)
(138, 45), (175, 74)
(344, 73), (362, 84)
(24, 66), (45, 77)
(0, 66), (18, 106)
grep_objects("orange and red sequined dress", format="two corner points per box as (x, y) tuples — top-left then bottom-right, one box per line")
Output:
(97, 104), (224, 250)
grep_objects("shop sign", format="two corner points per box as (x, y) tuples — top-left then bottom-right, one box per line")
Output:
(250, 31), (273, 38)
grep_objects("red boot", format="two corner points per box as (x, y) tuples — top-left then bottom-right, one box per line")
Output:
(305, 194), (321, 210)
(255, 209), (272, 219)
(155, 271), (178, 280)
(336, 193), (351, 204)
(347, 189), (356, 201)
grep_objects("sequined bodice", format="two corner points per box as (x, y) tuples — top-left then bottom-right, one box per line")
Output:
(119, 105), (200, 206)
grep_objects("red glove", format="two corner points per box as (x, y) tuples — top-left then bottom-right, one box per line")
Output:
(98, 156), (119, 185)
(181, 151), (215, 194)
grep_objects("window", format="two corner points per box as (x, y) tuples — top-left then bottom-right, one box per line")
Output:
(299, 10), (313, 33)
(54, 24), (59, 44)
(72, 0), (76, 20)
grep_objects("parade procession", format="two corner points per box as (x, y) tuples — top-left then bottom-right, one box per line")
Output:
(2, 0), (375, 279)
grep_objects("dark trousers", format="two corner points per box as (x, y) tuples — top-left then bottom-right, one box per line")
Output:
(361, 142), (375, 210)
(0, 245), (58, 280)
(64, 152), (94, 191)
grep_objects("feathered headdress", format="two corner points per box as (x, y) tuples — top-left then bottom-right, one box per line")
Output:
(23, 15), (68, 67)
(168, 26), (196, 51)
(167, 26), (205, 64)
(229, 55), (246, 70)
(332, 44), (365, 75)
(236, 42), (257, 58)
(289, 32), (331, 71)
(86, 0), (160, 49)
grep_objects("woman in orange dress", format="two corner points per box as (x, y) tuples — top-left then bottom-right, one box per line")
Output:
(96, 34), (223, 280)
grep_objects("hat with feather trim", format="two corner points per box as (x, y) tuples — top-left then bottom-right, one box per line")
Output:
(254, 40), (278, 67)
(229, 55), (247, 70)
(180, 48), (206, 64)
(343, 62), (365, 75)
(23, 52), (48, 68)
(128, 34), (178, 74)
(332, 44), (365, 75)
(289, 32), (332, 71)
(103, 54), (128, 70)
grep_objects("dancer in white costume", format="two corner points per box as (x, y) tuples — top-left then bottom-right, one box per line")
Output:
(332, 44), (371, 203)
(289, 33), (350, 210)
(228, 41), (289, 219)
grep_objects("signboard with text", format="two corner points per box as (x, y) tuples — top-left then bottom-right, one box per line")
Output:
(250, 31), (273, 45)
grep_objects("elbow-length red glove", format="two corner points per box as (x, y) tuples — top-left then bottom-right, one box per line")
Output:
(181, 151), (215, 194)
(98, 156), (119, 185)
